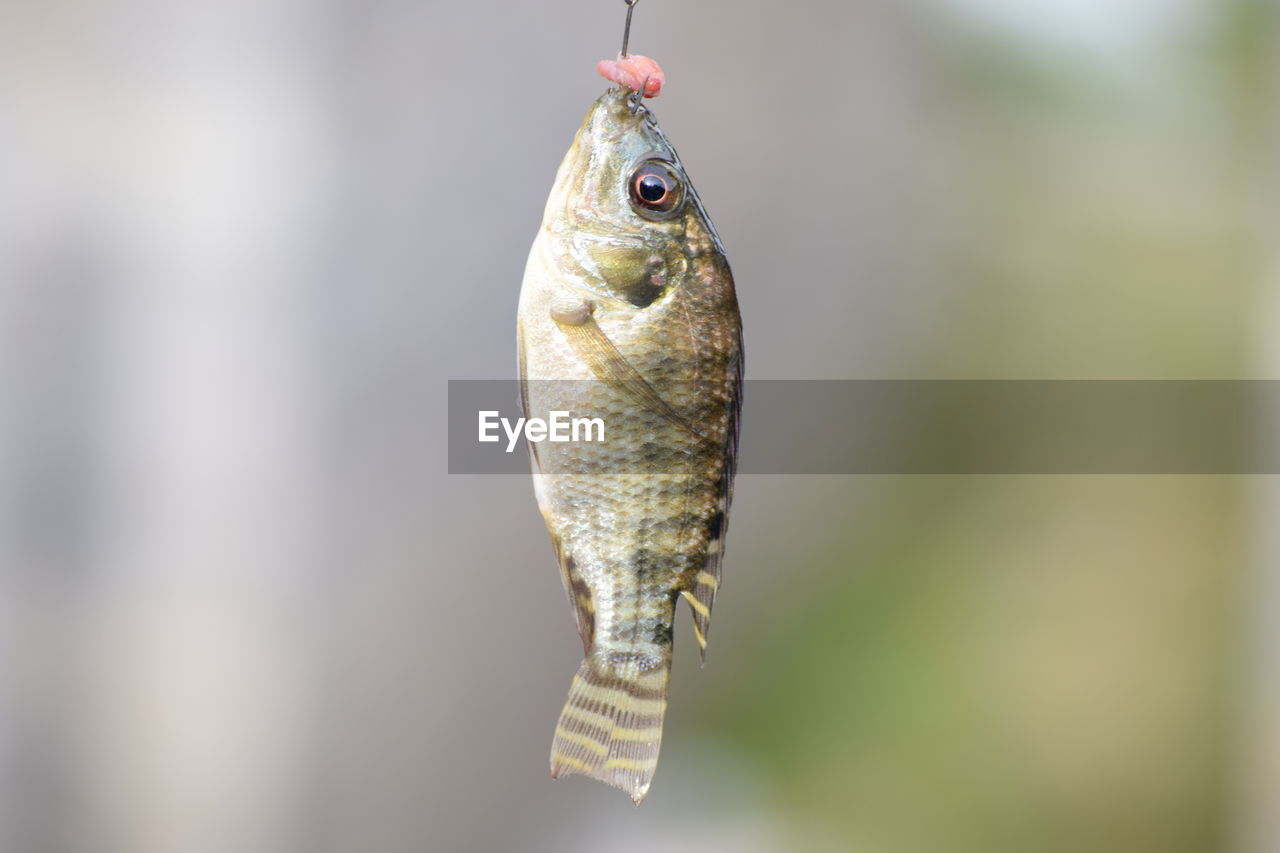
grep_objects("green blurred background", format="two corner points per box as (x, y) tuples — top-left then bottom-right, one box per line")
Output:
(1, 1), (1276, 852)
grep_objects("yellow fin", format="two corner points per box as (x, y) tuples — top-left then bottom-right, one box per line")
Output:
(683, 473), (734, 664)
(550, 658), (671, 805)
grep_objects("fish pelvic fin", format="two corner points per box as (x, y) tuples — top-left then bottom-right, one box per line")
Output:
(550, 656), (671, 805)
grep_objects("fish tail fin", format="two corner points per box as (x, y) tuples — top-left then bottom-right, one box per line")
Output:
(550, 655), (670, 805)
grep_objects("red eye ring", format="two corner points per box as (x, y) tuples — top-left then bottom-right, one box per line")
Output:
(628, 161), (683, 218)
(633, 172), (669, 205)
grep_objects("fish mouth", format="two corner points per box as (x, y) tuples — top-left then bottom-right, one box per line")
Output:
(587, 88), (655, 142)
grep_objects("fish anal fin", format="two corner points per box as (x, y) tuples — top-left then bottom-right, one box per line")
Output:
(563, 551), (595, 654)
(549, 302), (710, 446)
(548, 536), (594, 653)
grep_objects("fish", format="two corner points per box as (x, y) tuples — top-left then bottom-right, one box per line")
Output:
(517, 86), (742, 804)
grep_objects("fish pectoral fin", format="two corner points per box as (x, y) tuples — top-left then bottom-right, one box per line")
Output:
(549, 302), (710, 446)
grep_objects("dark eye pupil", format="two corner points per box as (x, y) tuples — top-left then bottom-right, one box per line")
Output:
(629, 162), (682, 217)
(637, 174), (667, 203)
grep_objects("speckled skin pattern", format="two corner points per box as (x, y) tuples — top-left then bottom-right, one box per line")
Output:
(518, 88), (741, 801)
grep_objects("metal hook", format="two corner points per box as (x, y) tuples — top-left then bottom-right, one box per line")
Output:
(621, 0), (639, 58)
(629, 76), (651, 114)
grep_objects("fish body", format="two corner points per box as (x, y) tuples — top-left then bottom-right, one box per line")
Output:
(517, 88), (742, 803)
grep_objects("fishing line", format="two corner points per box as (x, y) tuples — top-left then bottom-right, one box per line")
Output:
(621, 0), (639, 58)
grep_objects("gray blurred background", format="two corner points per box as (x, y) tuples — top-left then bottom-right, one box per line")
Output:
(2, 0), (1277, 851)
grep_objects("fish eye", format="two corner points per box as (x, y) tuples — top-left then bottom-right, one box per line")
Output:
(628, 161), (683, 219)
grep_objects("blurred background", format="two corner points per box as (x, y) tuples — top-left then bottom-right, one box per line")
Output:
(1, 0), (1277, 851)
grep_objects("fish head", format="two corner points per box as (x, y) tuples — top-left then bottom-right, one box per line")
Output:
(540, 89), (722, 308)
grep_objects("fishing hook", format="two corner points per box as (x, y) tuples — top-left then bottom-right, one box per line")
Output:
(629, 76), (651, 115)
(621, 0), (639, 58)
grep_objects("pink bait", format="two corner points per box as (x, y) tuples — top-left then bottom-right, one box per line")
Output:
(596, 53), (665, 98)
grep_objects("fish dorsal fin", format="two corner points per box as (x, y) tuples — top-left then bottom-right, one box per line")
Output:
(550, 302), (711, 447)
(681, 483), (727, 663)
(682, 346), (742, 663)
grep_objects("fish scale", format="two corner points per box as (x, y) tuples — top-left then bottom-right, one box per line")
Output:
(518, 87), (741, 804)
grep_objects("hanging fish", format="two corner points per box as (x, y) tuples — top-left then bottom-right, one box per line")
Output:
(516, 2), (742, 806)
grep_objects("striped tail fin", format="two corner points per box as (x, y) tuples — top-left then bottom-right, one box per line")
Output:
(550, 657), (671, 804)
